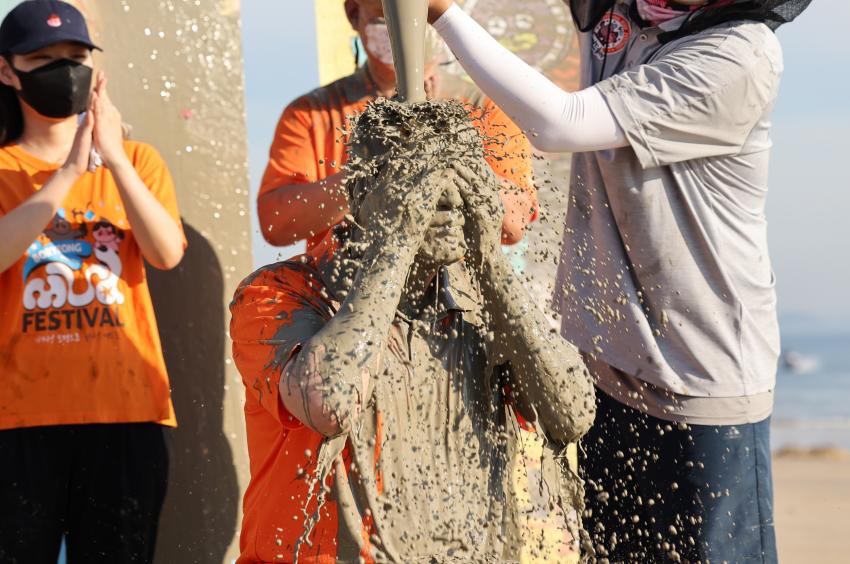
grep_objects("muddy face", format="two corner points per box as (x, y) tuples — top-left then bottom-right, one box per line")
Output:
(347, 100), (481, 272)
(352, 167), (467, 270)
(415, 179), (467, 267)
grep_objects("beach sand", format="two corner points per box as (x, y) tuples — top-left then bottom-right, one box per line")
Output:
(774, 450), (850, 563)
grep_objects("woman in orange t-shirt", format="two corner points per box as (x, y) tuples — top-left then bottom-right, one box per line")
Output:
(0, 2), (185, 563)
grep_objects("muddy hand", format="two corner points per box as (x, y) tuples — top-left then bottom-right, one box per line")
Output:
(355, 164), (444, 251)
(431, 176), (465, 231)
(410, 168), (469, 271)
(452, 160), (504, 262)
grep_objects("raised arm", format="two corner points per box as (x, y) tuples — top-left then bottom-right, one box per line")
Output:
(455, 159), (596, 444)
(429, 1), (626, 154)
(478, 101), (539, 245)
(91, 74), (184, 270)
(499, 180), (535, 245)
(258, 172), (349, 247)
(279, 167), (443, 437)
(0, 111), (94, 273)
(255, 97), (350, 247)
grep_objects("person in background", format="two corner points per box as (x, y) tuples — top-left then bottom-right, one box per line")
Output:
(0, 2), (185, 562)
(257, 0), (538, 251)
(424, 0), (811, 562)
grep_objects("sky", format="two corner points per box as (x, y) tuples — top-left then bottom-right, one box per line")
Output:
(241, 1), (850, 326)
(242, 1), (316, 268)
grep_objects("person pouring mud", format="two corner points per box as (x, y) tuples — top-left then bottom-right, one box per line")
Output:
(424, 0), (812, 562)
(230, 99), (596, 563)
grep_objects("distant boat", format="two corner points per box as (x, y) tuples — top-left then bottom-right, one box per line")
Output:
(782, 350), (821, 375)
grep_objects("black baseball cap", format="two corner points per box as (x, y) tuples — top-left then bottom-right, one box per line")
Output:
(0, 1), (100, 55)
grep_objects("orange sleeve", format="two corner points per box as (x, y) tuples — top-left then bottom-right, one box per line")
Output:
(128, 141), (187, 248)
(472, 101), (538, 222)
(0, 149), (19, 219)
(259, 98), (320, 197)
(475, 101), (535, 193)
(229, 264), (333, 429)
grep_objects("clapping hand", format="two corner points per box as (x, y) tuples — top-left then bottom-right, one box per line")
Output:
(452, 158), (504, 267)
(90, 72), (128, 170)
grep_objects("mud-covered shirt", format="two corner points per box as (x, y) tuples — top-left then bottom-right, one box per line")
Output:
(0, 141), (184, 430)
(230, 237), (559, 563)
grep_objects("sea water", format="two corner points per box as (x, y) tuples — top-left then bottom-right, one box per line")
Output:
(772, 329), (850, 450)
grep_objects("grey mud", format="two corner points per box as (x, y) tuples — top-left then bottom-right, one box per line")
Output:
(277, 97), (596, 562)
(382, 0), (428, 103)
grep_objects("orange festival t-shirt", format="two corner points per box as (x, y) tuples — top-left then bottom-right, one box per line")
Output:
(259, 67), (537, 251)
(0, 141), (184, 430)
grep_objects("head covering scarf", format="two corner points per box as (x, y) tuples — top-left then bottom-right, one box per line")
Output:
(636, 0), (693, 27)
(569, 0), (812, 41)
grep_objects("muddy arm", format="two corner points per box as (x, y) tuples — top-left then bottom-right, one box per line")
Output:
(456, 162), (596, 445)
(480, 247), (596, 444)
(279, 168), (440, 437)
(279, 232), (421, 437)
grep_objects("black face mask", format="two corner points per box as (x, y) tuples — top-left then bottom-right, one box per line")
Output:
(13, 59), (92, 119)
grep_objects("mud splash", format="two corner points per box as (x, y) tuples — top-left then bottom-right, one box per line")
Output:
(381, 0), (429, 103)
(289, 98), (595, 562)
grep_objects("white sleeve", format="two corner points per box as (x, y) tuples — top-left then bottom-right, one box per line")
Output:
(434, 3), (627, 154)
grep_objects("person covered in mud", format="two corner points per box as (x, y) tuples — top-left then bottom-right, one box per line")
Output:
(257, 0), (537, 251)
(230, 99), (596, 563)
(0, 2), (185, 562)
(424, 0), (811, 562)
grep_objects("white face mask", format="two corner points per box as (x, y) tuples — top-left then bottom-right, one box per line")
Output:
(364, 22), (395, 65)
(363, 21), (445, 67)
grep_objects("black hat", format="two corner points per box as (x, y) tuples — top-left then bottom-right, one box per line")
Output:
(0, 1), (100, 55)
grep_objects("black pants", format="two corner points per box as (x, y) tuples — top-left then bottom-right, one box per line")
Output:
(0, 423), (169, 564)
(581, 389), (777, 564)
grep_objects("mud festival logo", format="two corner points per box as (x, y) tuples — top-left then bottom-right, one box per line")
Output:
(21, 208), (126, 335)
(592, 12), (631, 60)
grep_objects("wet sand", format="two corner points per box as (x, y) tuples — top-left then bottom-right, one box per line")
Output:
(774, 451), (850, 563)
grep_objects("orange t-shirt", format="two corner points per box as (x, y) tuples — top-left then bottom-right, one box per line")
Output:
(231, 240), (345, 564)
(0, 141), (184, 430)
(259, 67), (537, 250)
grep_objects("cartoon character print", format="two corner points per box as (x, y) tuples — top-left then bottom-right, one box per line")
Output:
(23, 211), (126, 311)
(89, 219), (125, 305)
(92, 220), (124, 253)
(43, 213), (87, 241)
(466, 0), (573, 71)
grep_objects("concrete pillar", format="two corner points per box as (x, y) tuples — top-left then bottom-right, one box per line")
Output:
(75, 1), (250, 562)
